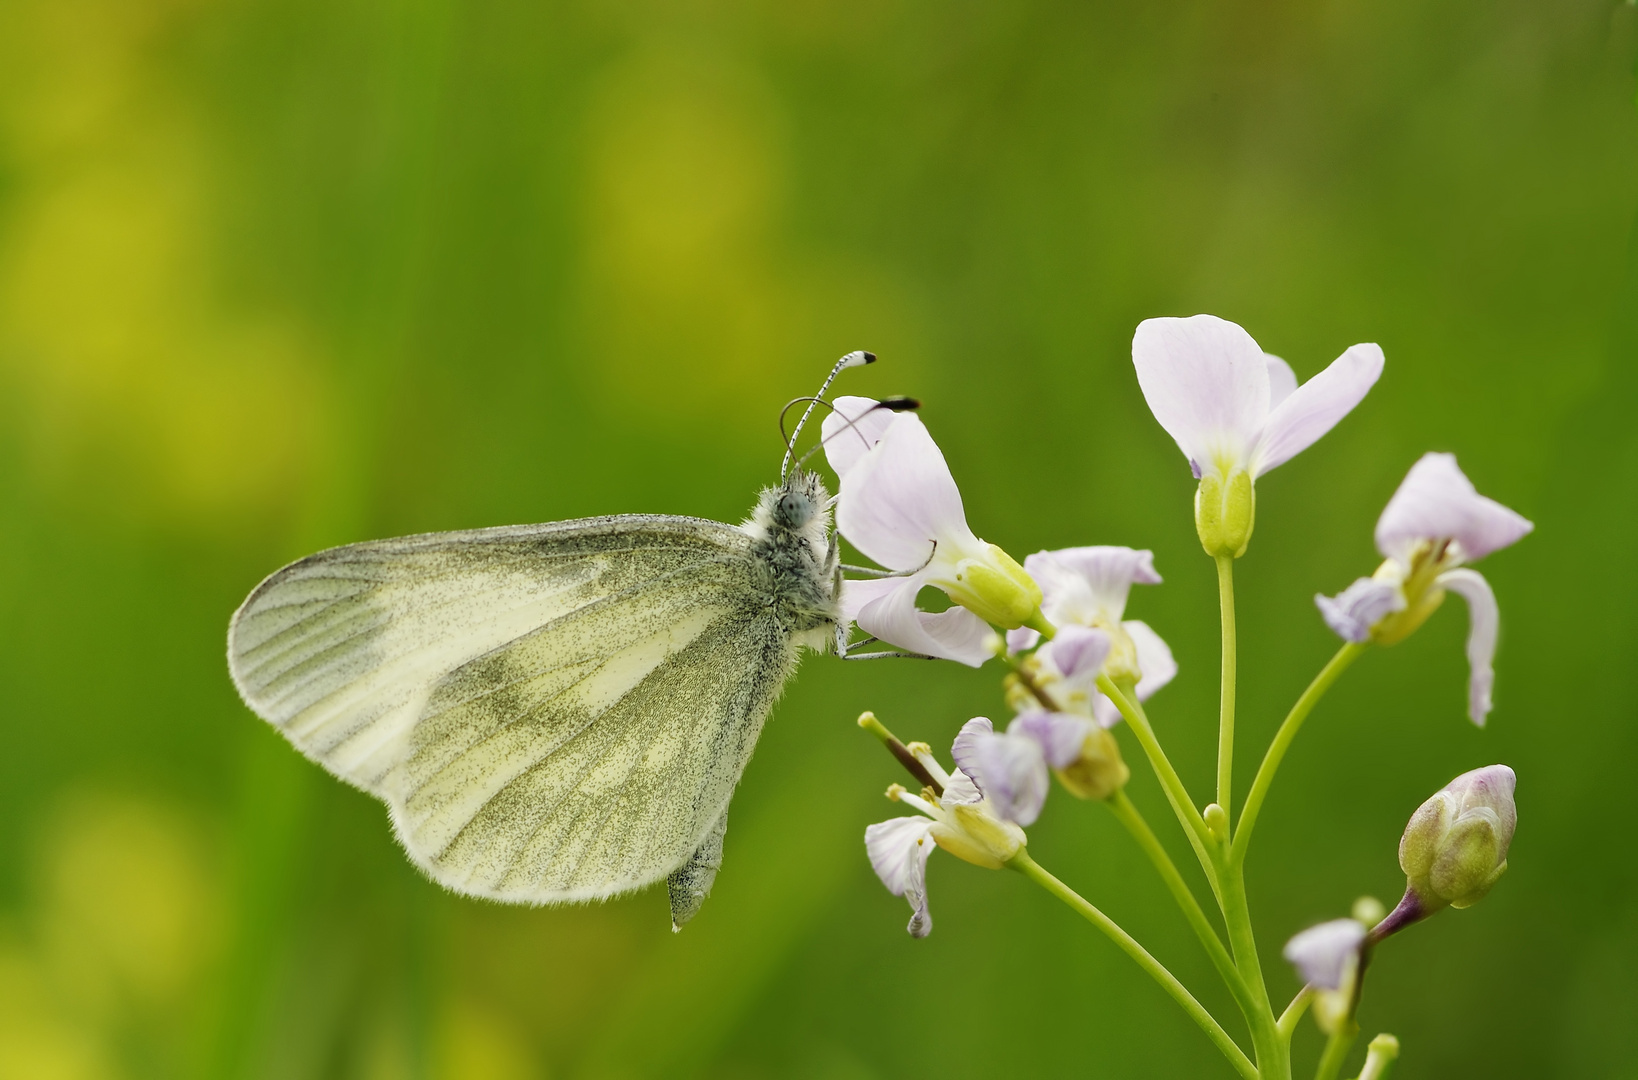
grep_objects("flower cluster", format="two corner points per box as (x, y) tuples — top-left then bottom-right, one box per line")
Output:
(821, 314), (1529, 1079)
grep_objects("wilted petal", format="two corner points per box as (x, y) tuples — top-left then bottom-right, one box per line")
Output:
(1133, 315), (1271, 477)
(1253, 343), (1384, 477)
(1374, 453), (1534, 564)
(864, 816), (936, 938)
(1265, 354), (1298, 409)
(1011, 710), (1096, 770)
(1316, 577), (1406, 643)
(853, 575), (993, 666)
(1284, 919), (1366, 990)
(952, 717), (1050, 825)
(837, 412), (982, 571)
(1435, 568), (1499, 726)
(822, 395), (899, 479)
(1029, 546), (1160, 627)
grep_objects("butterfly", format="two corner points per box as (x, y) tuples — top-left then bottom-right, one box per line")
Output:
(227, 351), (895, 929)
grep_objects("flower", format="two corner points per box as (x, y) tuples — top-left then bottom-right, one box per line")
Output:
(1007, 547), (1176, 727)
(1316, 453), (1533, 725)
(1133, 315), (1384, 556)
(824, 396), (1042, 666)
(864, 724), (1028, 937)
(1397, 764), (1517, 913)
(1283, 918), (1366, 991)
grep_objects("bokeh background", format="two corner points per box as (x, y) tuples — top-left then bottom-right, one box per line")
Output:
(0, 0), (1634, 1077)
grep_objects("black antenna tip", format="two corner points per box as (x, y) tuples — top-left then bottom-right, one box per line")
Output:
(876, 395), (920, 412)
(862, 350), (877, 363)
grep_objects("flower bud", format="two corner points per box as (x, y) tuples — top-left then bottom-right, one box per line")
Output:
(1053, 727), (1129, 801)
(1195, 467), (1255, 558)
(1399, 765), (1516, 911)
(945, 544), (1044, 629)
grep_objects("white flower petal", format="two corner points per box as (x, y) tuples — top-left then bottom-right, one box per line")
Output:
(1029, 546), (1160, 626)
(1315, 577), (1406, 643)
(1374, 453), (1534, 564)
(1253, 343), (1384, 477)
(942, 763), (986, 807)
(1011, 710), (1096, 770)
(1133, 315), (1271, 478)
(836, 412), (982, 571)
(1040, 625), (1111, 682)
(1284, 919), (1366, 990)
(854, 576), (993, 666)
(952, 717), (1050, 826)
(1091, 694), (1122, 729)
(1436, 568), (1500, 727)
(838, 575), (900, 628)
(1125, 619), (1177, 700)
(1006, 626), (1041, 653)
(1265, 354), (1298, 409)
(864, 816), (936, 938)
(821, 395), (898, 479)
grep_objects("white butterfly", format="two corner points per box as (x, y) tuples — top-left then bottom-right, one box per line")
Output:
(227, 352), (881, 929)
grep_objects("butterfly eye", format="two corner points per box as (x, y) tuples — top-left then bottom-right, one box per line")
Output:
(776, 492), (814, 527)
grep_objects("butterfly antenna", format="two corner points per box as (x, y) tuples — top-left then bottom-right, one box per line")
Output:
(781, 350), (876, 480)
(788, 395), (920, 476)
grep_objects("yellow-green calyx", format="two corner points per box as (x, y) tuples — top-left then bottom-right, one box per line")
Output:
(1195, 467), (1255, 558)
(1054, 727), (1129, 801)
(1370, 540), (1457, 646)
(943, 543), (1043, 629)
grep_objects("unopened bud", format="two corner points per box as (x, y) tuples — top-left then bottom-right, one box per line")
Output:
(1204, 803), (1230, 845)
(1195, 467), (1255, 558)
(945, 544), (1044, 629)
(1399, 764), (1516, 911)
(1054, 727), (1130, 801)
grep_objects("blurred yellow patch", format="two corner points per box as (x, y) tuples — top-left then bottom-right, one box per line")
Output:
(579, 44), (924, 431)
(0, 0), (332, 530)
(36, 792), (222, 1022)
(434, 999), (538, 1080)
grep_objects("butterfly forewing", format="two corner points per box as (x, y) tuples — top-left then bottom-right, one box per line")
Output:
(228, 515), (800, 903)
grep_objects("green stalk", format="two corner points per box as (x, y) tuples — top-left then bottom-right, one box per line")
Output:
(1216, 554), (1238, 816)
(1230, 642), (1366, 867)
(1106, 791), (1254, 1017)
(1220, 862), (1287, 1080)
(1096, 675), (1214, 859)
(1314, 1022), (1360, 1080)
(1010, 851), (1256, 1080)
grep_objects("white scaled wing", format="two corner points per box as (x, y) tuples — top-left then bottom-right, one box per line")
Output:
(227, 515), (803, 904)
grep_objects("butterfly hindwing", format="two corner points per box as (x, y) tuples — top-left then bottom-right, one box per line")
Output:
(228, 515), (801, 903)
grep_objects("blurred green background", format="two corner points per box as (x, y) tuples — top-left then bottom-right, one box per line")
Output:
(0, 0), (1634, 1076)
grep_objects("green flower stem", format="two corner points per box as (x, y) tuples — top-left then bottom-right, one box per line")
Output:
(1106, 790), (1255, 1018)
(1314, 1021), (1360, 1080)
(1229, 642), (1367, 867)
(1215, 553), (1237, 816)
(1010, 850), (1257, 1080)
(1354, 1034), (1400, 1080)
(1096, 675), (1215, 861)
(1277, 987), (1314, 1044)
(1220, 862), (1286, 1080)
